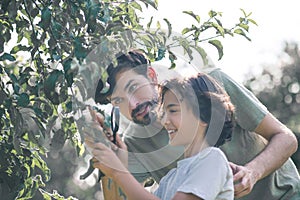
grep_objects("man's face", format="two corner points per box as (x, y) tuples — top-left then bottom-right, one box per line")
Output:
(109, 68), (158, 125)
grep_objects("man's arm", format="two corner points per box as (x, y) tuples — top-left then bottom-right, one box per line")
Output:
(231, 112), (298, 198)
(210, 68), (298, 198)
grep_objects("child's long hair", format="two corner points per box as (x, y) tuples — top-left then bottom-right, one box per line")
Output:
(159, 73), (235, 147)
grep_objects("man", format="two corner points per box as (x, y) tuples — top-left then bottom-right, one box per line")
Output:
(95, 50), (300, 199)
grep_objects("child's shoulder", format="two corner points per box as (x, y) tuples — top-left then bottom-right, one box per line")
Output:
(196, 147), (229, 163)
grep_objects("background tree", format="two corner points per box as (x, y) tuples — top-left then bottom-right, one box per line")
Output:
(0, 0), (256, 199)
(244, 41), (300, 171)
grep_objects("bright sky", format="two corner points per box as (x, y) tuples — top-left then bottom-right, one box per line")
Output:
(141, 0), (300, 82)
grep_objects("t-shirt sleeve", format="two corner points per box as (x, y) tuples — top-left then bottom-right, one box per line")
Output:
(209, 68), (268, 131)
(177, 149), (233, 199)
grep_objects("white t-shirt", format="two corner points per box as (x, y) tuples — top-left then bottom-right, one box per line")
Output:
(154, 147), (234, 200)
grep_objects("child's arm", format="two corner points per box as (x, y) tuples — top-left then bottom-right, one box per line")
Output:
(86, 140), (203, 200)
(85, 140), (160, 200)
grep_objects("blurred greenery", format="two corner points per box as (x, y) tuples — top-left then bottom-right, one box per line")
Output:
(244, 42), (300, 171)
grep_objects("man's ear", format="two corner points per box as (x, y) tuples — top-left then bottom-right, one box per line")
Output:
(147, 66), (158, 83)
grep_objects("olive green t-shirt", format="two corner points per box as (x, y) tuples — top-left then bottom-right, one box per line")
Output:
(123, 68), (300, 199)
(210, 68), (300, 200)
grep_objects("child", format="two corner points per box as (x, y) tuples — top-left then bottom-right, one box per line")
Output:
(86, 73), (235, 200)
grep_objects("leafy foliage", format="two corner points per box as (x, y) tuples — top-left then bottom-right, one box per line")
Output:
(0, 0), (256, 199)
(181, 9), (256, 61)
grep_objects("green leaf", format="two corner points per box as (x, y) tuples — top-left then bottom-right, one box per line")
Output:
(156, 47), (165, 61)
(248, 18), (258, 26)
(183, 11), (200, 23)
(74, 36), (88, 60)
(234, 28), (251, 41)
(168, 50), (177, 69)
(66, 101), (72, 113)
(45, 115), (58, 138)
(168, 50), (176, 62)
(239, 17), (245, 23)
(44, 70), (64, 105)
(39, 8), (51, 30)
(0, 89), (7, 105)
(138, 34), (155, 48)
(191, 45), (208, 66)
(208, 39), (223, 60)
(63, 59), (74, 87)
(215, 18), (223, 26)
(208, 10), (218, 18)
(0, 53), (16, 61)
(147, 16), (153, 29)
(44, 70), (63, 92)
(30, 8), (39, 18)
(1, 0), (11, 12)
(240, 8), (247, 17)
(10, 45), (31, 54)
(17, 93), (30, 107)
(212, 22), (225, 36)
(139, 0), (158, 9)
(40, 189), (52, 200)
(32, 152), (51, 181)
(182, 27), (191, 35)
(51, 21), (63, 39)
(7, 0), (17, 19)
(130, 1), (143, 11)
(163, 18), (172, 37)
(156, 21), (161, 29)
(239, 23), (249, 32)
(168, 62), (176, 69)
(24, 163), (32, 178)
(0, 34), (4, 53)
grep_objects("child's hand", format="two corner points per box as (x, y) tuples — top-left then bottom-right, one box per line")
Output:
(88, 107), (128, 165)
(85, 139), (129, 178)
(88, 107), (118, 142)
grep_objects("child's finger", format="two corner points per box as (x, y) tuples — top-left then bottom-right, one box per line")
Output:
(88, 106), (108, 129)
(84, 139), (106, 150)
(115, 134), (127, 150)
(84, 139), (95, 148)
(95, 111), (105, 127)
(94, 142), (108, 150)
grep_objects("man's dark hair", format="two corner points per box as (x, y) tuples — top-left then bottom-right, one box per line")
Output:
(95, 50), (150, 104)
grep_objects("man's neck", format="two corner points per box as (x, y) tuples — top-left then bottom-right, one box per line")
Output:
(124, 118), (163, 138)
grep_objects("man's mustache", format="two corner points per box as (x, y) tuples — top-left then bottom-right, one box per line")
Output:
(131, 99), (158, 118)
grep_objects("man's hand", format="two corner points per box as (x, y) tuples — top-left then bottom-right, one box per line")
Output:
(228, 113), (298, 199)
(229, 162), (259, 198)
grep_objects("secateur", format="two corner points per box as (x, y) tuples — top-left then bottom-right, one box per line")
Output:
(80, 106), (120, 182)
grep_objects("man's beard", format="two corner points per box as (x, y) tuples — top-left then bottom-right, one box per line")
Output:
(131, 99), (158, 125)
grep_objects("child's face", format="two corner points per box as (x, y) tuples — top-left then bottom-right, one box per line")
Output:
(161, 90), (201, 146)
